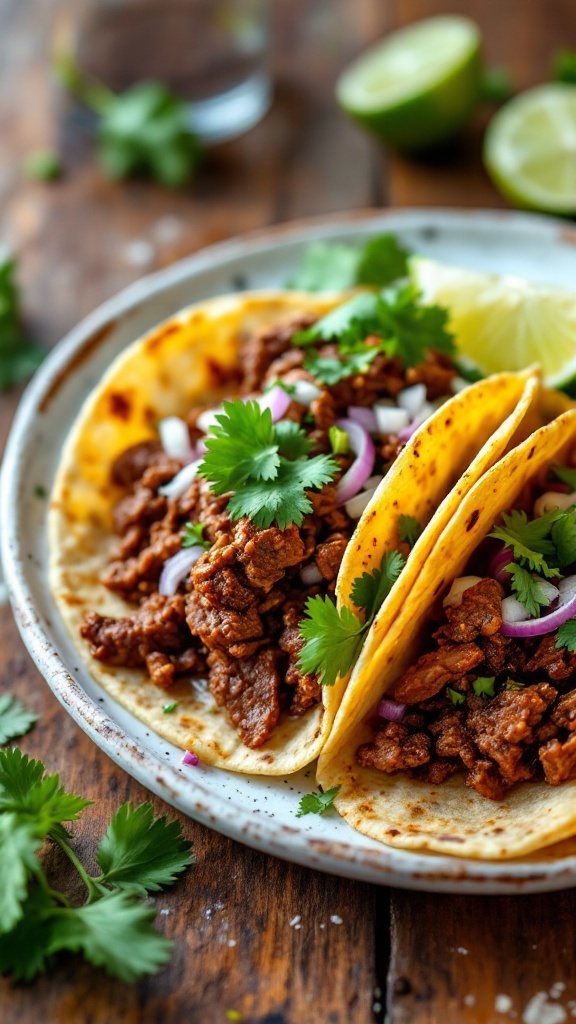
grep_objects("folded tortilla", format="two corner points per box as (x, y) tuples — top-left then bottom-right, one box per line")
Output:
(318, 409), (576, 858)
(49, 290), (542, 774)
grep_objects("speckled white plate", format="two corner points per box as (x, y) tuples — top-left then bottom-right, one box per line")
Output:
(4, 208), (576, 894)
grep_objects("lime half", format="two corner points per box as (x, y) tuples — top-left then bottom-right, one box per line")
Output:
(411, 256), (576, 389)
(336, 16), (482, 151)
(484, 84), (576, 214)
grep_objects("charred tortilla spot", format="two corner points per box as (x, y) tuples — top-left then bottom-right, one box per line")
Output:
(466, 509), (480, 532)
(145, 322), (181, 352)
(108, 391), (132, 421)
(387, 829), (400, 836)
(527, 446), (536, 460)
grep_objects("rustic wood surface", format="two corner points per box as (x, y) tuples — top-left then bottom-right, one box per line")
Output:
(1, 1), (575, 1022)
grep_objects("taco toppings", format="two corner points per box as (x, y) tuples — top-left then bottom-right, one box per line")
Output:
(79, 288), (460, 750)
(357, 470), (576, 799)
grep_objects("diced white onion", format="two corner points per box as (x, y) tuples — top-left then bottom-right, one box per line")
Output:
(443, 576), (483, 609)
(158, 416), (194, 462)
(501, 595), (531, 624)
(345, 486), (379, 519)
(396, 384), (426, 418)
(299, 562), (323, 585)
(533, 577), (559, 605)
(196, 406), (222, 434)
(292, 380), (323, 406)
(559, 575), (576, 605)
(373, 403), (410, 435)
(534, 491), (576, 517)
(159, 545), (205, 596)
(158, 459), (202, 498)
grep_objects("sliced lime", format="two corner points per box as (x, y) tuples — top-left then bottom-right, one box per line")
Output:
(484, 84), (576, 214)
(411, 256), (576, 389)
(336, 16), (482, 151)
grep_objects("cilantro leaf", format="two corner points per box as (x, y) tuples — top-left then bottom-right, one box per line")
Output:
(296, 785), (341, 818)
(446, 687), (466, 706)
(303, 346), (379, 385)
(0, 259), (45, 391)
(375, 282), (455, 367)
(181, 521), (210, 550)
(96, 801), (194, 896)
(162, 701), (178, 714)
(294, 292), (380, 347)
(226, 454), (337, 530)
(490, 509), (562, 578)
(48, 890), (173, 982)
(504, 679), (525, 691)
(0, 814), (43, 934)
(200, 400), (280, 493)
(0, 694), (38, 744)
(356, 235), (410, 286)
(273, 419), (313, 459)
(297, 596), (366, 686)
(349, 550), (406, 622)
(552, 466), (576, 490)
(507, 563), (553, 618)
(0, 886), (58, 981)
(551, 509), (576, 568)
(286, 241), (361, 291)
(398, 514), (422, 547)
(556, 620), (576, 653)
(0, 748), (91, 832)
(472, 677), (496, 698)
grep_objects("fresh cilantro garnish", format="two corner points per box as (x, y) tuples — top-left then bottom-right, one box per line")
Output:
(199, 399), (338, 530)
(329, 425), (350, 455)
(298, 550), (406, 685)
(287, 234), (410, 291)
(265, 378), (296, 395)
(55, 53), (200, 186)
(374, 282), (455, 367)
(472, 677), (496, 699)
(0, 259), (45, 391)
(490, 509), (563, 579)
(162, 702), (178, 714)
(294, 292), (381, 348)
(295, 784), (341, 818)
(446, 687), (466, 707)
(556, 620), (576, 653)
(349, 550), (406, 622)
(303, 346), (379, 385)
(552, 465), (576, 490)
(504, 679), (525, 691)
(0, 749), (193, 981)
(553, 49), (576, 84)
(0, 695), (38, 745)
(297, 597), (366, 687)
(398, 514), (422, 547)
(181, 521), (210, 550)
(551, 509), (576, 568)
(24, 150), (62, 181)
(507, 564), (553, 619)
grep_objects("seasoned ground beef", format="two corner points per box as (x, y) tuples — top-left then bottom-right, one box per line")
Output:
(82, 313), (457, 748)
(358, 574), (576, 799)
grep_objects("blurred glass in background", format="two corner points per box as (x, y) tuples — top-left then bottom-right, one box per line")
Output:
(64, 0), (271, 143)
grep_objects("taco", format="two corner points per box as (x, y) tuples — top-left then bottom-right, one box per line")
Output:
(49, 287), (540, 774)
(318, 409), (576, 858)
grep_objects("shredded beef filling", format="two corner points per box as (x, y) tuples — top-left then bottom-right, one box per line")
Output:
(81, 315), (457, 748)
(357, 578), (576, 799)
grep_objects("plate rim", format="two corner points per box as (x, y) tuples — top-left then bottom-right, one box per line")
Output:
(4, 206), (576, 894)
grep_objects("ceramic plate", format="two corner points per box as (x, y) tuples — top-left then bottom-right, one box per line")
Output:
(4, 208), (576, 895)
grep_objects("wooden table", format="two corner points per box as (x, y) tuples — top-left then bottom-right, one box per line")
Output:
(2, 2), (576, 1021)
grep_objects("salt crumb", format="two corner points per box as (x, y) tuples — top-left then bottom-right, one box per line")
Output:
(523, 993), (567, 1024)
(319, 923), (325, 929)
(160, 908), (170, 916)
(551, 984), (567, 999)
(496, 995), (513, 1013)
(330, 915), (343, 925)
(204, 908), (212, 918)
(228, 939), (236, 947)
(464, 995), (476, 1007)
(124, 239), (155, 267)
(151, 215), (183, 246)
(457, 946), (469, 955)
(289, 915), (301, 927)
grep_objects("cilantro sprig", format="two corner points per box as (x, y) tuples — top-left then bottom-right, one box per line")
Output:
(398, 514), (422, 547)
(0, 694), (38, 745)
(298, 550), (406, 686)
(0, 749), (193, 982)
(287, 234), (410, 292)
(0, 259), (45, 391)
(199, 399), (338, 530)
(557, 620), (576, 653)
(296, 785), (341, 818)
(181, 521), (210, 550)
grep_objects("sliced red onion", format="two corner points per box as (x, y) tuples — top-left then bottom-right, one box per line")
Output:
(158, 459), (202, 499)
(345, 485), (379, 520)
(334, 418), (376, 506)
(182, 750), (199, 766)
(501, 590), (576, 637)
(397, 402), (435, 442)
(377, 698), (406, 723)
(488, 546), (514, 585)
(299, 562), (323, 585)
(258, 385), (292, 422)
(397, 384), (426, 418)
(443, 576), (483, 609)
(292, 380), (322, 406)
(159, 545), (205, 596)
(374, 403), (410, 435)
(559, 576), (576, 605)
(348, 406), (378, 433)
(158, 416), (194, 462)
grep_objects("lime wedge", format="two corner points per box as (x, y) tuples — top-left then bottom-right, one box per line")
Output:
(484, 84), (576, 214)
(336, 16), (482, 151)
(411, 256), (576, 389)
